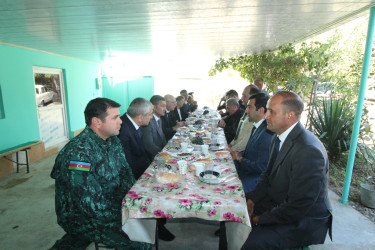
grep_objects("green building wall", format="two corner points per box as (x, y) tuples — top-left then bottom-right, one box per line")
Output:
(102, 76), (154, 115)
(0, 44), (154, 152)
(0, 44), (100, 151)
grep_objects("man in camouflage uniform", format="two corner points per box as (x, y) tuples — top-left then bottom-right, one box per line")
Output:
(50, 98), (150, 250)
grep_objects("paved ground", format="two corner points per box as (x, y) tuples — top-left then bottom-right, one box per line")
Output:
(1, 154), (375, 250)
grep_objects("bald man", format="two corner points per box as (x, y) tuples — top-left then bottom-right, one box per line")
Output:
(242, 91), (332, 249)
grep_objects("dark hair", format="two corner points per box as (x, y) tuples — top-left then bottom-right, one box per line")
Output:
(275, 91), (304, 118)
(180, 89), (187, 95)
(176, 95), (185, 102)
(249, 85), (260, 96)
(253, 79), (264, 90)
(84, 98), (120, 126)
(150, 95), (165, 106)
(225, 89), (238, 98)
(249, 93), (268, 112)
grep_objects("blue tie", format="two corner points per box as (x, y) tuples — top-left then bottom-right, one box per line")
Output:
(250, 126), (256, 138)
(274, 137), (280, 155)
(269, 137), (281, 166)
(137, 128), (142, 138)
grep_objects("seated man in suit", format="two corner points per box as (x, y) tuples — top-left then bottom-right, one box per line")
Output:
(141, 95), (167, 159)
(162, 94), (185, 141)
(118, 98), (153, 180)
(174, 95), (188, 122)
(231, 93), (274, 193)
(229, 85), (260, 152)
(187, 94), (198, 112)
(140, 95), (175, 241)
(180, 89), (191, 114)
(217, 89), (243, 117)
(218, 98), (244, 144)
(242, 91), (332, 249)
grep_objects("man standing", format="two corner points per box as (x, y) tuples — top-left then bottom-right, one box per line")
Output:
(254, 79), (269, 96)
(162, 94), (185, 141)
(141, 95), (167, 159)
(242, 91), (332, 249)
(118, 98), (153, 180)
(231, 93), (274, 193)
(228, 85), (259, 152)
(218, 98), (244, 144)
(50, 98), (150, 249)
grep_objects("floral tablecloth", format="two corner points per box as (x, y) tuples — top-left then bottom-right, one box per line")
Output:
(122, 115), (251, 249)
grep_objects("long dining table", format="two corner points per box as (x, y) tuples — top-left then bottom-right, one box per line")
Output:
(121, 109), (252, 250)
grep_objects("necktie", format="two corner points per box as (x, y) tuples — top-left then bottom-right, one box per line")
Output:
(137, 128), (142, 138)
(234, 120), (244, 140)
(250, 125), (256, 138)
(269, 137), (281, 166)
(157, 119), (163, 136)
(178, 109), (182, 121)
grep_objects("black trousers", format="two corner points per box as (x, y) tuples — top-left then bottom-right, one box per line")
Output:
(241, 216), (330, 250)
(49, 229), (151, 250)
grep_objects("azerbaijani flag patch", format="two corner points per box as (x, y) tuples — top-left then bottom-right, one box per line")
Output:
(68, 161), (91, 172)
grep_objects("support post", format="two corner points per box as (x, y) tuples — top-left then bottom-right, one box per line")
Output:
(341, 7), (375, 204)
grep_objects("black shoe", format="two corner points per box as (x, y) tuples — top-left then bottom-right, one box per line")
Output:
(214, 228), (220, 237)
(158, 224), (175, 241)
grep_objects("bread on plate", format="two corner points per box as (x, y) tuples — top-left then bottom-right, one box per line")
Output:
(156, 172), (181, 184)
(156, 152), (174, 159)
(195, 158), (213, 163)
(215, 151), (230, 159)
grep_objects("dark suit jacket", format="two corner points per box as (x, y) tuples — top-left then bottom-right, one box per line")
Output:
(223, 108), (245, 144)
(173, 107), (188, 122)
(246, 122), (332, 245)
(236, 120), (274, 193)
(188, 103), (198, 112)
(141, 116), (167, 159)
(181, 102), (190, 114)
(118, 114), (152, 179)
(161, 111), (178, 141)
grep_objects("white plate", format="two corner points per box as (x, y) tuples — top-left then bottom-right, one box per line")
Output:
(199, 170), (222, 184)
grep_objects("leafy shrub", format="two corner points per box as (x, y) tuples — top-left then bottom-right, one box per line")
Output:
(309, 98), (353, 159)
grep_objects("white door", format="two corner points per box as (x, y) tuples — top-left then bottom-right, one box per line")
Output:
(33, 67), (68, 149)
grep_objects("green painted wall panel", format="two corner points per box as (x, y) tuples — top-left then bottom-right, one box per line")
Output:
(102, 76), (154, 116)
(0, 44), (100, 151)
(102, 78), (128, 115)
(127, 76), (154, 106)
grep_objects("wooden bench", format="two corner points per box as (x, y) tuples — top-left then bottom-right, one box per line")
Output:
(0, 141), (40, 173)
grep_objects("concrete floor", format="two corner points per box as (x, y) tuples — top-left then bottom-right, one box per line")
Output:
(1, 154), (375, 250)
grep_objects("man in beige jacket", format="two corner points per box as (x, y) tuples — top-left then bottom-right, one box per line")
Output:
(228, 84), (259, 152)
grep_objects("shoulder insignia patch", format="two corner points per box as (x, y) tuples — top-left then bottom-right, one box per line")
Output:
(69, 161), (91, 172)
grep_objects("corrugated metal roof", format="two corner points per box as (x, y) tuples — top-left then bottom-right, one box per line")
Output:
(1, 0), (374, 62)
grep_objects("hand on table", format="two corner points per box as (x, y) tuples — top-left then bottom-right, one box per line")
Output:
(230, 151), (242, 161)
(173, 121), (185, 131)
(246, 199), (255, 218)
(218, 120), (226, 128)
(251, 215), (260, 226)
